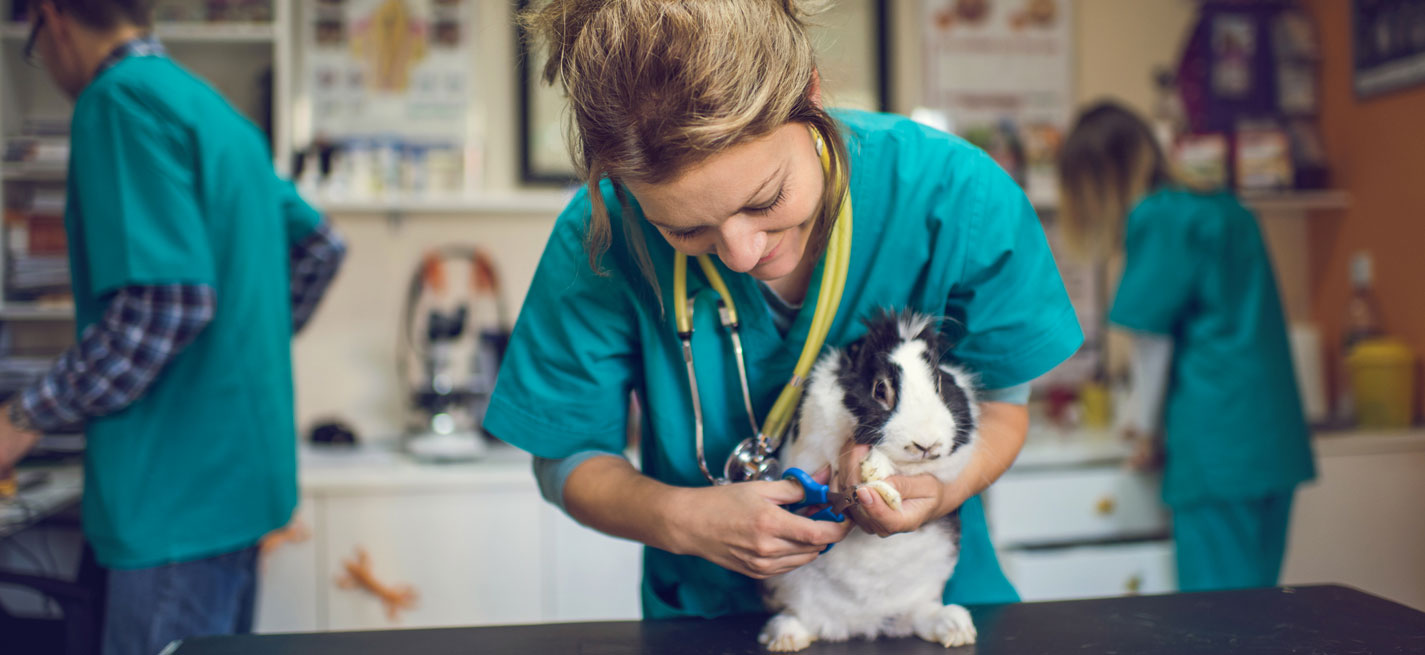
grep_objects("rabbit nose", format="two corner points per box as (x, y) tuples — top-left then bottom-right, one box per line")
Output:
(910, 441), (937, 455)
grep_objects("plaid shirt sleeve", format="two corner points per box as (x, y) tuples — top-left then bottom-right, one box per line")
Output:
(16, 285), (216, 433)
(290, 221), (346, 334)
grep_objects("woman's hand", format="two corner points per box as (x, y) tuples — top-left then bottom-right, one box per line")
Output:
(664, 467), (853, 579)
(844, 473), (949, 538)
(830, 402), (1031, 537)
(832, 442), (948, 537)
(1123, 427), (1165, 472)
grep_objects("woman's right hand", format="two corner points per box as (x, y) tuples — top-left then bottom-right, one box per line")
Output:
(663, 472), (853, 579)
(1123, 427), (1165, 472)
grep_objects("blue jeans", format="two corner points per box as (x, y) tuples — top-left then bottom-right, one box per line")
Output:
(102, 545), (258, 655)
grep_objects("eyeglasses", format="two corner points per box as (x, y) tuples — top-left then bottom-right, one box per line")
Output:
(22, 14), (45, 68)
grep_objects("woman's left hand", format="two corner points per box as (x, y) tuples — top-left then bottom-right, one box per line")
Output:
(846, 473), (949, 537)
(832, 442), (954, 537)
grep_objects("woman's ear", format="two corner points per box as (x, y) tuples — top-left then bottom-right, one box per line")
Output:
(808, 69), (823, 109)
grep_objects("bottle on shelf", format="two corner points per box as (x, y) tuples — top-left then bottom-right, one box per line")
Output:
(1334, 251), (1384, 426)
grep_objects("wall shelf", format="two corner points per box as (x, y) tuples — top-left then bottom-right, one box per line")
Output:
(316, 190), (575, 217)
(1241, 190), (1350, 213)
(1, 21), (275, 43)
(0, 302), (74, 321)
(1, 167), (66, 183)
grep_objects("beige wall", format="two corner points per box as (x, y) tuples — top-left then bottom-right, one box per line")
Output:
(296, 0), (1204, 441)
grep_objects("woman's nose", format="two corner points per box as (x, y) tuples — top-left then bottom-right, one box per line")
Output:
(715, 219), (767, 273)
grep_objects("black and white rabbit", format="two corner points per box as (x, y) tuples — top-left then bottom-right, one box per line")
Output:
(760, 310), (980, 652)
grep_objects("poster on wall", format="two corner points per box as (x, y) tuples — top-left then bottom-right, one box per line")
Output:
(1352, 0), (1425, 98)
(922, 0), (1100, 385)
(305, 0), (480, 197)
(920, 0), (1073, 207)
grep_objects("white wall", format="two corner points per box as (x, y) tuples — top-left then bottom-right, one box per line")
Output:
(291, 1), (561, 440)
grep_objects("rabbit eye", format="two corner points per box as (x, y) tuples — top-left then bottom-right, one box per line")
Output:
(873, 378), (896, 410)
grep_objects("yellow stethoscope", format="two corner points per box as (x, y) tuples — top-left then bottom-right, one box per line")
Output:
(673, 126), (852, 485)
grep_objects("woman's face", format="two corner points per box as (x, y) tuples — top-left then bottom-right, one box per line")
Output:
(624, 122), (826, 283)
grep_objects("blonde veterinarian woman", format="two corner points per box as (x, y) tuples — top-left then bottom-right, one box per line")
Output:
(484, 0), (1083, 619)
(1057, 101), (1315, 592)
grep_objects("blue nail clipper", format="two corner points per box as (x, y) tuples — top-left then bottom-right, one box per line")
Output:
(781, 467), (859, 523)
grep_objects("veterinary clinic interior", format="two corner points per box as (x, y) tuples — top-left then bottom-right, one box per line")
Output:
(3, 1), (1424, 653)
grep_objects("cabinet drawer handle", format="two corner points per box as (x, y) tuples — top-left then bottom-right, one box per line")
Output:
(1125, 574), (1143, 594)
(335, 546), (419, 622)
(1094, 495), (1117, 515)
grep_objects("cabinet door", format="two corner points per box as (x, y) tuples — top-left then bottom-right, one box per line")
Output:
(1000, 541), (1177, 602)
(988, 466), (1170, 547)
(254, 499), (321, 633)
(542, 504), (643, 621)
(1282, 446), (1425, 611)
(320, 487), (544, 631)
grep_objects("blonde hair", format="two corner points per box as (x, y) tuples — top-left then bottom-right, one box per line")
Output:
(1056, 101), (1173, 260)
(519, 0), (850, 298)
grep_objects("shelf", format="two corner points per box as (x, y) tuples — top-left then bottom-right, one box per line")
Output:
(0, 303), (73, 321)
(1, 21), (274, 43)
(316, 191), (576, 217)
(1313, 427), (1425, 457)
(1240, 190), (1350, 213)
(1, 167), (66, 183)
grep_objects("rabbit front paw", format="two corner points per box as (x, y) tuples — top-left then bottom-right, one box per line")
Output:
(859, 449), (895, 482)
(859, 450), (902, 510)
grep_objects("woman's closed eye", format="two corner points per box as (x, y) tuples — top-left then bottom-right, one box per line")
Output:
(665, 226), (709, 241)
(744, 187), (786, 215)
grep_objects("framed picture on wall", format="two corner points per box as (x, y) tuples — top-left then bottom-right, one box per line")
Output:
(515, 0), (889, 186)
(1353, 0), (1425, 98)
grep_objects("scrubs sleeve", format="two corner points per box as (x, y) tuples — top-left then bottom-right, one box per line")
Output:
(70, 92), (215, 298)
(482, 197), (640, 460)
(944, 155), (1084, 391)
(276, 175), (324, 244)
(1108, 199), (1201, 335)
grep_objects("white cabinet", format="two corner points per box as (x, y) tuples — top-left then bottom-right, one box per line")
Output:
(1000, 541), (1177, 601)
(320, 489), (546, 630)
(254, 502), (320, 633)
(987, 466), (1169, 547)
(992, 427), (1425, 607)
(253, 444), (642, 633)
(542, 503), (646, 622)
(1281, 430), (1425, 611)
(986, 428), (1177, 602)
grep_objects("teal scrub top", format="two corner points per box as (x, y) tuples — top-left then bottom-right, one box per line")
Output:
(65, 54), (318, 568)
(484, 110), (1083, 618)
(1108, 188), (1315, 506)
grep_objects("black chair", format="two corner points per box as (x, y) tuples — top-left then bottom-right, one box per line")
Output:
(0, 540), (105, 655)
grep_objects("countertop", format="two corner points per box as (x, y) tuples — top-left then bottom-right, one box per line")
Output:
(296, 425), (1425, 493)
(0, 464), (82, 539)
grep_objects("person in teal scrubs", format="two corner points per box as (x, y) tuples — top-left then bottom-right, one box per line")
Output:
(0, 2), (345, 653)
(1056, 101), (1315, 591)
(485, 1), (1081, 619)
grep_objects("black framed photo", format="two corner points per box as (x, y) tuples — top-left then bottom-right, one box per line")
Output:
(1353, 0), (1425, 98)
(515, 0), (889, 186)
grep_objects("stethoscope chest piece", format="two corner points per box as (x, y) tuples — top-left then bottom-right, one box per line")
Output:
(723, 437), (783, 483)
